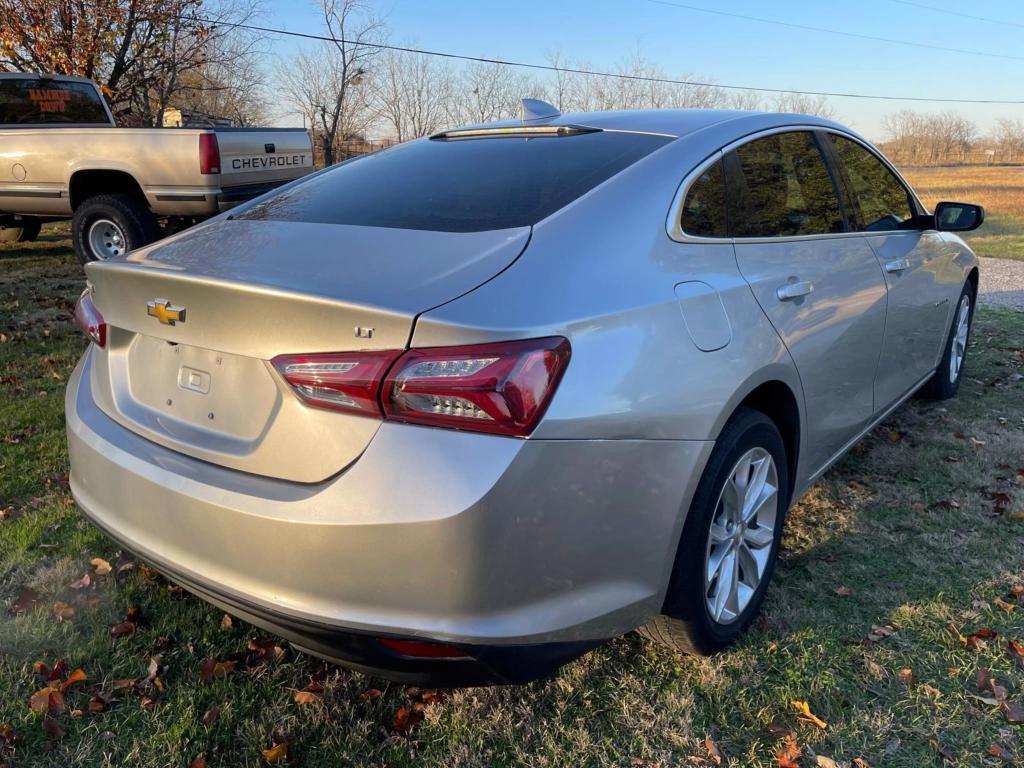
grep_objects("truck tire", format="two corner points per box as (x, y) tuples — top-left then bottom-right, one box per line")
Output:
(73, 194), (159, 265)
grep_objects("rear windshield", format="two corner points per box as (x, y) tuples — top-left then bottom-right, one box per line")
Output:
(238, 130), (673, 232)
(0, 78), (110, 125)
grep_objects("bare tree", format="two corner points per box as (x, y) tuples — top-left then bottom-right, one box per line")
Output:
(372, 49), (453, 141)
(883, 109), (977, 165)
(451, 60), (539, 125)
(993, 117), (1024, 162)
(285, 0), (383, 165)
(771, 92), (836, 120)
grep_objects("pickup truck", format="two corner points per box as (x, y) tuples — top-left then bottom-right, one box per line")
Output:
(0, 73), (314, 263)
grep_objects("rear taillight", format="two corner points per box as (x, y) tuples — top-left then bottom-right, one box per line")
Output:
(274, 338), (570, 436)
(271, 350), (401, 418)
(199, 133), (221, 174)
(73, 288), (106, 348)
(383, 337), (570, 437)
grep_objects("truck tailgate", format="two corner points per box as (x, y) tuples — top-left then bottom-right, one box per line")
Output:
(217, 128), (313, 187)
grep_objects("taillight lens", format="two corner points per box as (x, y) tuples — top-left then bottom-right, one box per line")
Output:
(73, 288), (106, 348)
(378, 638), (470, 659)
(272, 350), (401, 418)
(383, 337), (570, 437)
(199, 133), (221, 174)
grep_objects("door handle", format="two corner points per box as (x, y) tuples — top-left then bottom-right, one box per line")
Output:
(884, 258), (911, 273)
(776, 280), (814, 301)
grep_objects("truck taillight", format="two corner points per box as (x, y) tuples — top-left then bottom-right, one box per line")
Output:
(274, 338), (571, 437)
(199, 133), (221, 174)
(383, 337), (571, 437)
(271, 350), (401, 417)
(73, 288), (106, 348)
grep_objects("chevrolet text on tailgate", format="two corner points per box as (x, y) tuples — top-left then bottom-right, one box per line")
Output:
(0, 73), (313, 262)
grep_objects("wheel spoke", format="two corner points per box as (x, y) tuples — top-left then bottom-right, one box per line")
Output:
(743, 480), (778, 525)
(709, 522), (730, 544)
(737, 542), (762, 590)
(706, 541), (732, 584)
(743, 524), (774, 549)
(711, 549), (736, 622)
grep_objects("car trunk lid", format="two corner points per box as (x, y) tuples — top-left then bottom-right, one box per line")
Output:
(83, 219), (530, 482)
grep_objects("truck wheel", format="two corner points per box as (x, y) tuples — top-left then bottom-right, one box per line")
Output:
(73, 194), (159, 265)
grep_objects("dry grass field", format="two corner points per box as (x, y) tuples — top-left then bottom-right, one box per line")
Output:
(901, 165), (1024, 261)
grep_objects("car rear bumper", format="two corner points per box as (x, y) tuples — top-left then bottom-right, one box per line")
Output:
(66, 350), (712, 683)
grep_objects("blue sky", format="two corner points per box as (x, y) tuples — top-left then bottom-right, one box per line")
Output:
(262, 0), (1024, 139)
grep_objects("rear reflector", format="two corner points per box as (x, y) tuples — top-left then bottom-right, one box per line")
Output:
(199, 133), (221, 175)
(73, 288), (106, 348)
(383, 337), (571, 437)
(272, 350), (401, 417)
(378, 638), (470, 659)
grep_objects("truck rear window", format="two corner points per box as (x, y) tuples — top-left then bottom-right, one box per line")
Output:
(0, 79), (110, 125)
(238, 130), (673, 232)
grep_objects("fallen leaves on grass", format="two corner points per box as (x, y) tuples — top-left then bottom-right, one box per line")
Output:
(247, 637), (285, 665)
(989, 743), (1016, 762)
(262, 740), (288, 764)
(293, 690), (321, 706)
(190, 756), (207, 768)
(9, 588), (42, 615)
(202, 705), (221, 725)
(963, 627), (998, 651)
(110, 607), (144, 638)
(90, 558), (111, 575)
(358, 688), (383, 702)
(69, 573), (90, 590)
(199, 658), (236, 684)
(776, 733), (801, 767)
(896, 668), (915, 686)
(220, 614), (233, 629)
(867, 624), (895, 643)
(832, 586), (851, 598)
(704, 736), (723, 765)
(392, 705), (423, 736)
(994, 596), (1016, 612)
(792, 700), (827, 729)
(52, 601), (74, 621)
(1007, 639), (1024, 669)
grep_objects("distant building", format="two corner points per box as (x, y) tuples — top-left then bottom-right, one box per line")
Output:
(162, 107), (234, 128)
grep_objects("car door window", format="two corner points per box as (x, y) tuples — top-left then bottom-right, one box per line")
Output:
(680, 158), (727, 237)
(727, 131), (844, 238)
(828, 134), (916, 232)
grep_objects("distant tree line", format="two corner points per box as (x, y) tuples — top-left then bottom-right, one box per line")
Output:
(879, 111), (1024, 166)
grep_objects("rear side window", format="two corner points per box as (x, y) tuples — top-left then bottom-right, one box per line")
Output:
(681, 159), (727, 237)
(828, 134), (916, 232)
(0, 79), (109, 125)
(239, 130), (673, 233)
(727, 131), (844, 238)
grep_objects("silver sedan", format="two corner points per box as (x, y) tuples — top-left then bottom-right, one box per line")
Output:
(66, 102), (983, 685)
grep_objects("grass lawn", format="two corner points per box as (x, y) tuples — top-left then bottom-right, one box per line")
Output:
(1, 231), (1023, 768)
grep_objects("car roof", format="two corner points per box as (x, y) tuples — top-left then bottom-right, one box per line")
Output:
(450, 108), (849, 141)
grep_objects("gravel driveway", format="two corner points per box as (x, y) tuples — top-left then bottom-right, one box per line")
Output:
(978, 257), (1024, 310)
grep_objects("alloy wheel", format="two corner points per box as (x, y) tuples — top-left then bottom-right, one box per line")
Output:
(949, 294), (970, 384)
(704, 447), (780, 625)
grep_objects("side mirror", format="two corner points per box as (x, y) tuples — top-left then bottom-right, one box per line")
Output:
(934, 201), (985, 232)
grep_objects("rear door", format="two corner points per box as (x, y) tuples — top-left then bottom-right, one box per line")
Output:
(823, 133), (953, 410)
(729, 130), (888, 473)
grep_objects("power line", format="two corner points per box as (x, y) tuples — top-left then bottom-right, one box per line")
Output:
(888, 0), (1024, 30)
(199, 17), (1024, 105)
(646, 0), (1024, 62)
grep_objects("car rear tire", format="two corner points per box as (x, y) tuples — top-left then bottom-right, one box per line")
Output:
(72, 194), (159, 265)
(640, 407), (790, 656)
(918, 282), (975, 401)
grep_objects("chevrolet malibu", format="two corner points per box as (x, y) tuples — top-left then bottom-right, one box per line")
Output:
(67, 103), (984, 685)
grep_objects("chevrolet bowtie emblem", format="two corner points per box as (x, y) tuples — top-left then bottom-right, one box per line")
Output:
(147, 299), (186, 326)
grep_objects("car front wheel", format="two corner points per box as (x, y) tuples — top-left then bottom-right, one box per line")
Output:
(641, 407), (789, 655)
(919, 282), (975, 401)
